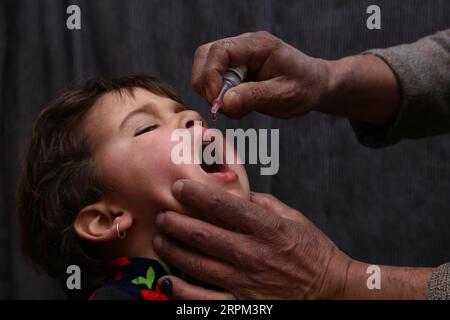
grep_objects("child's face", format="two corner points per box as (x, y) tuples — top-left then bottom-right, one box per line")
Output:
(83, 88), (250, 220)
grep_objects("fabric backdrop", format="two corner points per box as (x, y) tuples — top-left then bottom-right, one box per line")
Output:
(1, 0), (449, 299)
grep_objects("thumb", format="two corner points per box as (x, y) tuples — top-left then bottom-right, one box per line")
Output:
(157, 276), (236, 300)
(250, 192), (287, 213)
(250, 192), (308, 223)
(222, 79), (280, 119)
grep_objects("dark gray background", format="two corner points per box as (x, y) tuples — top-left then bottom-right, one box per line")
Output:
(1, 0), (449, 299)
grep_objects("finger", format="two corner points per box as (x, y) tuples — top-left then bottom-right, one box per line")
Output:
(250, 192), (309, 223)
(221, 78), (295, 119)
(201, 41), (230, 102)
(221, 80), (277, 119)
(172, 179), (280, 235)
(157, 276), (235, 300)
(199, 32), (280, 103)
(153, 233), (239, 289)
(155, 210), (250, 264)
(192, 42), (214, 98)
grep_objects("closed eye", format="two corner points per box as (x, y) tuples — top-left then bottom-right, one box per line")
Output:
(134, 124), (159, 136)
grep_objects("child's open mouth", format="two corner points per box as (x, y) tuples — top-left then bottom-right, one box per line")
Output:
(199, 139), (238, 183)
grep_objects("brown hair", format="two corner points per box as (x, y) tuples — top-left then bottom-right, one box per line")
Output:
(17, 75), (184, 299)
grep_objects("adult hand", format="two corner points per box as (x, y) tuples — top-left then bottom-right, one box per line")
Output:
(191, 31), (332, 119)
(153, 180), (352, 299)
(192, 31), (400, 125)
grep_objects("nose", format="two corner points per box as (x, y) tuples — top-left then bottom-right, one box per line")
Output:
(175, 110), (205, 129)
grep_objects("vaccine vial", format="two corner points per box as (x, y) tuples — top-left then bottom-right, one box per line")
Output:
(211, 65), (247, 121)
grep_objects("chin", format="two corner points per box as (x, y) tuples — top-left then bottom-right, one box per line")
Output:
(226, 164), (251, 200)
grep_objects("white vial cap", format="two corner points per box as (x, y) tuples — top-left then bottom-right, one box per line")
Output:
(228, 65), (248, 82)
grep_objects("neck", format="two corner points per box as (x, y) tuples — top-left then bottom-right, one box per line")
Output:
(104, 220), (161, 261)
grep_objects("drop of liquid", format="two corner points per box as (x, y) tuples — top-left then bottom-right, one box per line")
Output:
(211, 112), (218, 121)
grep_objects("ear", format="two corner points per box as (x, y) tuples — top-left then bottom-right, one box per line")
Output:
(74, 202), (133, 242)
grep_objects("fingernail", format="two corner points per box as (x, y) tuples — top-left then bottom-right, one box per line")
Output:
(160, 278), (173, 296)
(206, 79), (221, 103)
(153, 234), (162, 249)
(155, 212), (166, 226)
(172, 180), (185, 198)
(206, 89), (215, 104)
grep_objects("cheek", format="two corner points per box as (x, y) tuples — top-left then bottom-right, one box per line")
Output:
(99, 131), (187, 212)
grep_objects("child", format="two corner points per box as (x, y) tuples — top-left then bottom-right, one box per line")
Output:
(17, 75), (250, 299)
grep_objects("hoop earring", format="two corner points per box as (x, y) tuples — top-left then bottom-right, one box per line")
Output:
(116, 222), (126, 239)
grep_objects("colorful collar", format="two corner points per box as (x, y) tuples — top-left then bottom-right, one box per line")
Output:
(91, 257), (173, 300)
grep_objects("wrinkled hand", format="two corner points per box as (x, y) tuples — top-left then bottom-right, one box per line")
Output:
(191, 31), (332, 119)
(153, 180), (352, 299)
